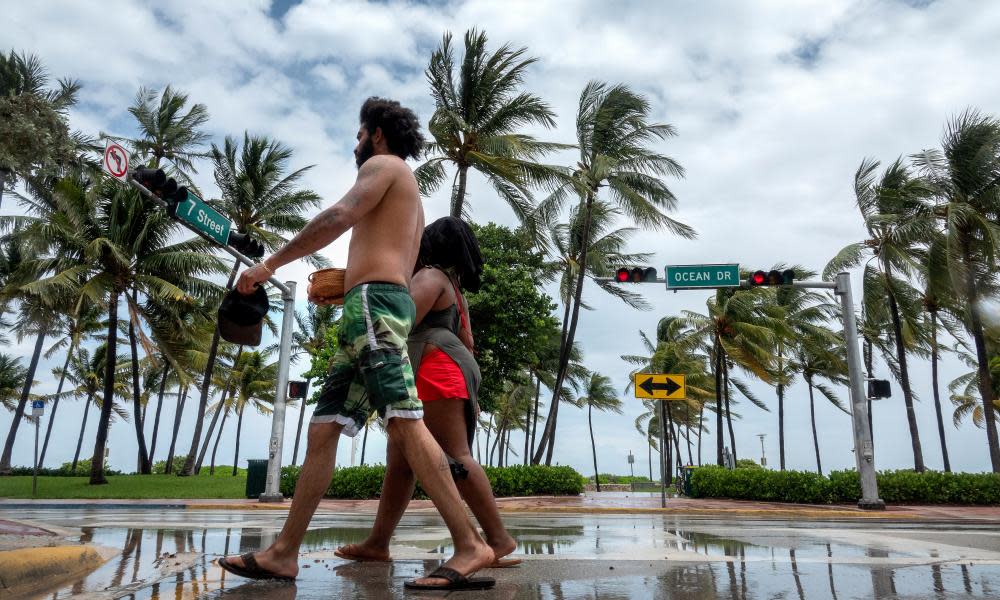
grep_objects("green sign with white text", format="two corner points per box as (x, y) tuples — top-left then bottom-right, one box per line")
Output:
(665, 264), (740, 289)
(176, 190), (231, 246)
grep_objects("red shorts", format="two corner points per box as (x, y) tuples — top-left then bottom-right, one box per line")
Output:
(416, 348), (468, 401)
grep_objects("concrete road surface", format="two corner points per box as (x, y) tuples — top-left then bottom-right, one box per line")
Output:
(5, 507), (1000, 599)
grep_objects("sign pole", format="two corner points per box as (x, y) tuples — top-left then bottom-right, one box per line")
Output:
(658, 400), (667, 508)
(32, 415), (39, 497)
(834, 273), (884, 510)
(261, 280), (297, 502)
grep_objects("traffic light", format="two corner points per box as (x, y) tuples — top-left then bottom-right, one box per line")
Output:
(133, 168), (186, 217)
(615, 267), (658, 283)
(228, 231), (265, 259)
(748, 269), (795, 287)
(288, 380), (309, 399)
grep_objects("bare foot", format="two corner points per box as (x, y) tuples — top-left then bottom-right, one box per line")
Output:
(334, 542), (391, 562)
(413, 541), (494, 586)
(488, 534), (517, 561)
(219, 549), (298, 579)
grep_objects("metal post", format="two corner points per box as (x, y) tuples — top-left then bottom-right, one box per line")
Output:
(658, 400), (667, 508)
(757, 433), (766, 467)
(32, 416), (39, 498)
(835, 272), (884, 510)
(260, 280), (297, 502)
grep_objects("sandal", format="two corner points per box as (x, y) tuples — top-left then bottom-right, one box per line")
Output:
(218, 552), (295, 581)
(404, 566), (496, 590)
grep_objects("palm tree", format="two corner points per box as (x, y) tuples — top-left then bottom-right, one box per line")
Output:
(912, 110), (1000, 472)
(0, 353), (27, 414)
(291, 303), (340, 465)
(109, 86), (210, 182)
(794, 337), (849, 475)
(22, 174), (223, 484)
(38, 301), (102, 468)
(826, 158), (935, 471)
(766, 266), (839, 470)
(417, 29), (567, 226)
(0, 50), (81, 208)
(917, 234), (962, 472)
(228, 350), (278, 475)
(683, 287), (778, 465)
(951, 351), (1000, 432)
(178, 132), (324, 476)
(533, 82), (692, 465)
(575, 371), (622, 491)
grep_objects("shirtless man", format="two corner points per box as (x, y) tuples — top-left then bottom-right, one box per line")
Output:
(219, 97), (495, 591)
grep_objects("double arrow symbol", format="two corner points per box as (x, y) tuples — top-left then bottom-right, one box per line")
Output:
(634, 374), (685, 399)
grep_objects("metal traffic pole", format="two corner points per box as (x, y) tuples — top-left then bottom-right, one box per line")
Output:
(127, 176), (297, 503)
(834, 272), (885, 509)
(261, 280), (296, 502)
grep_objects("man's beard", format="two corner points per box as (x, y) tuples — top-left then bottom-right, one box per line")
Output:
(355, 137), (374, 169)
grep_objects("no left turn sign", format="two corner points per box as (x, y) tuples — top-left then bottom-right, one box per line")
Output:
(104, 141), (129, 181)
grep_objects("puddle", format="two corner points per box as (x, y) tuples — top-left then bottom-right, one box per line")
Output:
(9, 510), (1000, 599)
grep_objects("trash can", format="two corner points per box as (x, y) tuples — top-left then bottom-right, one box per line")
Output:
(245, 459), (269, 499)
(682, 466), (696, 497)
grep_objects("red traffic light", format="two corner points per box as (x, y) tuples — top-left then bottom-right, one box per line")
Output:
(615, 267), (657, 283)
(748, 268), (795, 287)
(616, 268), (630, 282)
(751, 271), (766, 286)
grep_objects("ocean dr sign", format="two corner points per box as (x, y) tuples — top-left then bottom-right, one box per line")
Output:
(665, 264), (740, 289)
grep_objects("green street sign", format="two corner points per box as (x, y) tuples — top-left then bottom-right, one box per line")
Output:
(176, 190), (231, 246)
(665, 264), (740, 289)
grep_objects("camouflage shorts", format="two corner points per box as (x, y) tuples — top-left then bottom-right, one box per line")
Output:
(312, 282), (421, 436)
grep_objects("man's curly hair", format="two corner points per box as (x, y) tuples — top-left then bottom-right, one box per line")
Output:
(359, 97), (425, 160)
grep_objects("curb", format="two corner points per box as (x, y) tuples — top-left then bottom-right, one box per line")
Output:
(0, 545), (106, 596)
(495, 506), (923, 519)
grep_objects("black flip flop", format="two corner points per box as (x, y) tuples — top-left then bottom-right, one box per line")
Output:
(218, 552), (295, 581)
(404, 566), (496, 591)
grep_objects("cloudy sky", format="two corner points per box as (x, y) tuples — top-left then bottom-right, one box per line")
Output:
(3, 0), (999, 478)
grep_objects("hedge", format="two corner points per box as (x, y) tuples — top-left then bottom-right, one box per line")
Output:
(280, 463), (584, 499)
(689, 465), (1000, 505)
(5, 459), (121, 477)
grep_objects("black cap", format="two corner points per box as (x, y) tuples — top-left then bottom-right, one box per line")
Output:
(218, 286), (269, 347)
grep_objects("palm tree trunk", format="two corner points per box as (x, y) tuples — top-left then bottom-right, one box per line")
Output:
(291, 378), (310, 466)
(147, 368), (168, 466)
(451, 165), (469, 218)
(0, 329), (47, 473)
(722, 356), (737, 463)
(182, 259), (240, 475)
(484, 414), (493, 465)
(648, 439), (653, 480)
(807, 378), (822, 475)
(165, 385), (188, 474)
(777, 348), (786, 471)
(195, 345), (242, 473)
(887, 289), (925, 471)
(536, 193), (596, 465)
(72, 393), (94, 472)
(714, 342), (724, 466)
(359, 421), (369, 466)
(524, 375), (537, 465)
(929, 310), (951, 472)
(91, 291), (119, 485)
(128, 308), (151, 474)
(39, 344), (75, 468)
(684, 403), (693, 465)
(0, 168), (8, 209)
(960, 241), (1000, 471)
(231, 405), (245, 476)
(209, 404), (230, 475)
(529, 375), (541, 460)
(587, 402), (599, 491)
(533, 294), (573, 465)
(666, 400), (682, 471)
(697, 404), (704, 466)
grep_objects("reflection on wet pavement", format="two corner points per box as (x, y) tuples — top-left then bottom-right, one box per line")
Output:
(8, 509), (1000, 599)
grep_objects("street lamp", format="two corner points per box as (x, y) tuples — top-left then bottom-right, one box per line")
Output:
(757, 434), (767, 467)
(627, 450), (635, 479)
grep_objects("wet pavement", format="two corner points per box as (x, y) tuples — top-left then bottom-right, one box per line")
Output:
(6, 507), (1000, 599)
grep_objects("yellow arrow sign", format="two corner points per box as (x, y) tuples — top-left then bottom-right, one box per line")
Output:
(634, 373), (686, 400)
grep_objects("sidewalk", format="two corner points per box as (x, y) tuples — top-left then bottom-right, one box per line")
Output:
(3, 493), (998, 522)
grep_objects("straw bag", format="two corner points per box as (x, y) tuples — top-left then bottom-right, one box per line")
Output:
(307, 267), (346, 305)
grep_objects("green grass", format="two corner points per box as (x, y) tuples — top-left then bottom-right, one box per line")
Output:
(0, 472), (248, 499)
